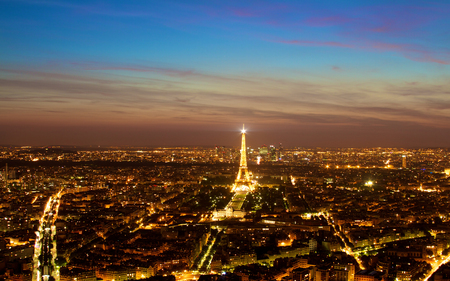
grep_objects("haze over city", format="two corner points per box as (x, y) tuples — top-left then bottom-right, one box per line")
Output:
(1, 0), (449, 147)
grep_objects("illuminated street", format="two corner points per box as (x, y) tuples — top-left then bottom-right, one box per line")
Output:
(424, 254), (450, 281)
(1, 0), (450, 279)
(2, 141), (450, 281)
(175, 270), (200, 281)
(324, 213), (365, 270)
(32, 189), (63, 281)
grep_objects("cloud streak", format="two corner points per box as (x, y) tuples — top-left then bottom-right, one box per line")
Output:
(1, 1), (449, 146)
(279, 40), (353, 48)
(277, 39), (450, 65)
(1, 63), (449, 130)
(69, 62), (254, 84)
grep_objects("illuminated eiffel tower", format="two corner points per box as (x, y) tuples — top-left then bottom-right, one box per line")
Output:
(233, 125), (254, 192)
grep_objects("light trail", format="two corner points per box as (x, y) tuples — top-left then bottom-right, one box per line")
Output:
(175, 270), (200, 281)
(32, 188), (64, 281)
(197, 237), (216, 271)
(424, 255), (450, 281)
(291, 178), (364, 270)
(323, 213), (365, 270)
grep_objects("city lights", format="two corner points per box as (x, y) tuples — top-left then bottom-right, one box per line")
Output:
(1, 0), (450, 280)
(3, 134), (450, 281)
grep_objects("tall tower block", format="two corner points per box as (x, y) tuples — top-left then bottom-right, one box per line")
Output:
(4, 163), (7, 190)
(233, 125), (253, 192)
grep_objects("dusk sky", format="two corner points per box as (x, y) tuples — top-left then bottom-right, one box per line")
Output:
(1, 0), (449, 147)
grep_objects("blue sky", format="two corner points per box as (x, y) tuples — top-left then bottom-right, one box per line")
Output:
(0, 0), (449, 147)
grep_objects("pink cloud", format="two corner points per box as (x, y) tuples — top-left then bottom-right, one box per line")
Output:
(366, 42), (450, 65)
(278, 38), (450, 65)
(305, 16), (353, 27)
(369, 42), (406, 51)
(305, 5), (448, 35)
(232, 9), (256, 18)
(404, 53), (450, 65)
(357, 6), (443, 35)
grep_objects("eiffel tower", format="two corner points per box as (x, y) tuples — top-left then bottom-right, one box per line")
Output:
(233, 125), (253, 192)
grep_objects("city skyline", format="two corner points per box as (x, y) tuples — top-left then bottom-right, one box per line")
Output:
(2, 143), (450, 281)
(1, 0), (449, 147)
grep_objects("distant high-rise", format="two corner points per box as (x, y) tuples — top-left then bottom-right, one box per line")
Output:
(269, 145), (277, 161)
(278, 142), (283, 161)
(259, 145), (268, 156)
(233, 125), (253, 192)
(4, 163), (7, 190)
(402, 155), (407, 169)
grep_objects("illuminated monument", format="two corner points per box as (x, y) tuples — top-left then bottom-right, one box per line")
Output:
(214, 125), (253, 220)
(232, 125), (254, 192)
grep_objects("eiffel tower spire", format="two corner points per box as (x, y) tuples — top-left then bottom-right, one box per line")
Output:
(233, 124), (253, 192)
